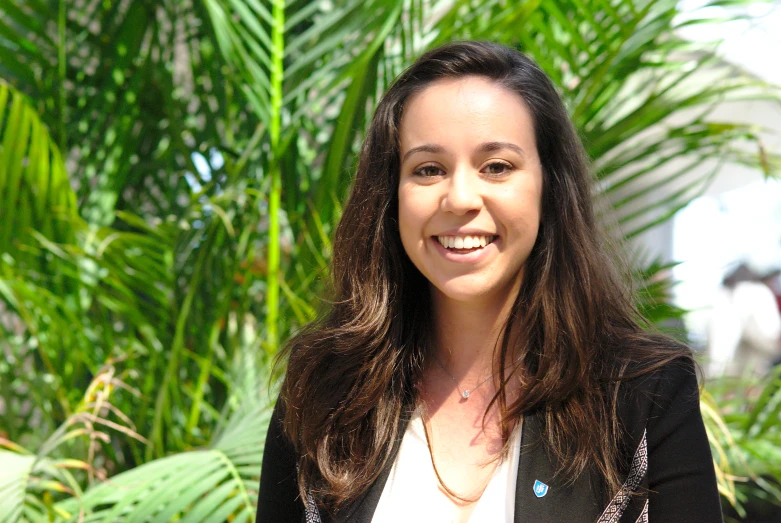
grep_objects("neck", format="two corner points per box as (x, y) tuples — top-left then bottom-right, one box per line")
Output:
(430, 284), (519, 381)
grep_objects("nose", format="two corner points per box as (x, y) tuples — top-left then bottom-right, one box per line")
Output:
(442, 167), (483, 215)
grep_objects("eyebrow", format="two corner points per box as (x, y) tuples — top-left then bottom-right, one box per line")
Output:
(401, 144), (446, 163)
(479, 141), (526, 157)
(401, 141), (526, 162)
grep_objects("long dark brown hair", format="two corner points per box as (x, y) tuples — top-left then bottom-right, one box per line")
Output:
(279, 41), (691, 515)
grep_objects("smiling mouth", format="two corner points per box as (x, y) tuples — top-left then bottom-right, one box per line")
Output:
(434, 235), (497, 251)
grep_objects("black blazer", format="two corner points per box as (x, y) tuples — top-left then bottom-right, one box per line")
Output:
(257, 360), (723, 522)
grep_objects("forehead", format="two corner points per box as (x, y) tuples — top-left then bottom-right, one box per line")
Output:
(399, 76), (537, 155)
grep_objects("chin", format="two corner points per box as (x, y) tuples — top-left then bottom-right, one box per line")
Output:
(431, 277), (500, 303)
(428, 270), (523, 306)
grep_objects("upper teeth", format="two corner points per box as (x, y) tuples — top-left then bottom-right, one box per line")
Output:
(436, 235), (494, 249)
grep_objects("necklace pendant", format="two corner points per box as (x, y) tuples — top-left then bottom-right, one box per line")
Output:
(461, 389), (471, 399)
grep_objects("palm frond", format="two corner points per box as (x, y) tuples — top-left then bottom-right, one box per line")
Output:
(55, 351), (275, 523)
(705, 367), (781, 517)
(0, 364), (146, 523)
(0, 81), (77, 264)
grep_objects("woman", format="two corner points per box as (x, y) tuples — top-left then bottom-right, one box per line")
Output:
(257, 41), (722, 522)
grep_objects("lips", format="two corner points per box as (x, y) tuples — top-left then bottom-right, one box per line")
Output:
(434, 234), (497, 251)
(429, 234), (499, 265)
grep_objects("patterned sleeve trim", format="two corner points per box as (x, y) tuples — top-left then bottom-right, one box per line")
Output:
(305, 489), (322, 523)
(597, 429), (649, 523)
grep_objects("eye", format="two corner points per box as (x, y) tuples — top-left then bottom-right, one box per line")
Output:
(482, 161), (512, 177)
(412, 164), (444, 177)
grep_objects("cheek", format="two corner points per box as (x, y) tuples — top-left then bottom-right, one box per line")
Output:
(397, 187), (421, 256)
(507, 181), (543, 226)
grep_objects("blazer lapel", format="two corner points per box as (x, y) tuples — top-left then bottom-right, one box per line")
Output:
(514, 412), (603, 523)
(335, 409), (605, 522)
(336, 408), (413, 522)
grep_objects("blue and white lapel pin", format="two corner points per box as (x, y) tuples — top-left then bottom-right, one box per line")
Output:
(533, 479), (549, 498)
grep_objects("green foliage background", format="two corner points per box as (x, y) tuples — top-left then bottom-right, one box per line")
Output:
(1, 0), (780, 521)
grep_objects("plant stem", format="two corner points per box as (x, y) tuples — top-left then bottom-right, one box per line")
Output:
(58, 0), (66, 153)
(265, 0), (285, 355)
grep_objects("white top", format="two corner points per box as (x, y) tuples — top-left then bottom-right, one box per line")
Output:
(372, 414), (522, 523)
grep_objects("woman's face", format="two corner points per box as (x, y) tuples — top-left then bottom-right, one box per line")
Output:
(398, 76), (543, 305)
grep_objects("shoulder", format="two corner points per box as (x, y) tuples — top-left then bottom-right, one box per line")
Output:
(613, 355), (714, 499)
(257, 398), (304, 523)
(610, 360), (723, 521)
(605, 358), (719, 521)
(616, 357), (699, 417)
(607, 354), (700, 477)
